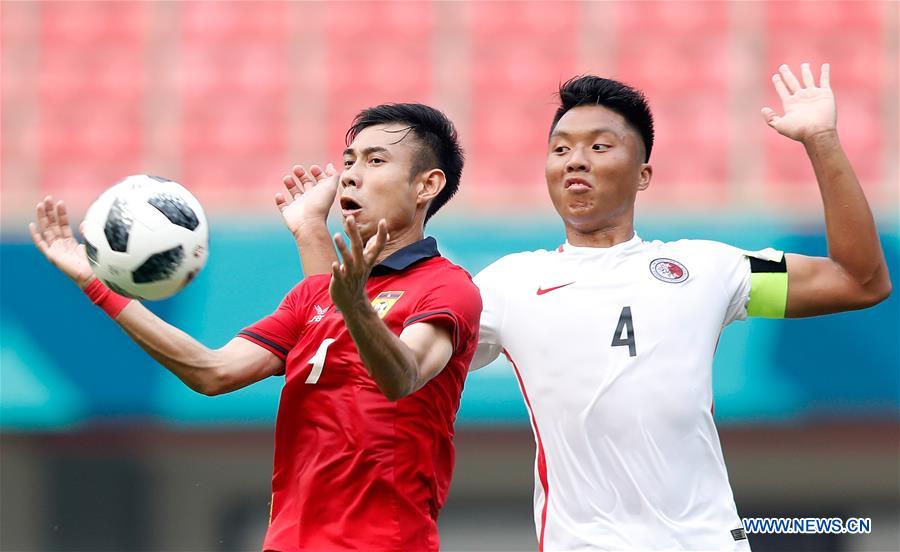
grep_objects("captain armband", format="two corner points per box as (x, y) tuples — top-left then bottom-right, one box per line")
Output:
(746, 252), (788, 318)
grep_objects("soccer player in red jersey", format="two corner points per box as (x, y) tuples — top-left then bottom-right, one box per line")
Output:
(29, 103), (482, 551)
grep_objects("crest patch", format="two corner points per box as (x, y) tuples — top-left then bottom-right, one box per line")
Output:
(371, 291), (404, 318)
(649, 258), (689, 283)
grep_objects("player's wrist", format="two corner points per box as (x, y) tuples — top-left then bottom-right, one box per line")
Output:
(83, 278), (133, 318)
(77, 274), (97, 290)
(800, 128), (839, 147)
(292, 217), (330, 242)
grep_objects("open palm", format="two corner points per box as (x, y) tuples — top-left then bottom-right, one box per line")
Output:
(762, 63), (836, 142)
(276, 163), (339, 238)
(29, 196), (95, 288)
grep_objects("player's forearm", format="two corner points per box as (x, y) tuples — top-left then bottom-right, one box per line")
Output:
(341, 300), (419, 401)
(805, 130), (890, 291)
(295, 220), (338, 277)
(113, 301), (226, 395)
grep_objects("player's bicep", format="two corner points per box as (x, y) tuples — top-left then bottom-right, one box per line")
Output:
(399, 322), (454, 392)
(784, 253), (881, 318)
(213, 337), (285, 394)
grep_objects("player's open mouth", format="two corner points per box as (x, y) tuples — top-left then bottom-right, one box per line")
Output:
(340, 196), (363, 217)
(564, 178), (592, 192)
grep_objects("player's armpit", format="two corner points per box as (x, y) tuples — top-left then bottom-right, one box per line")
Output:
(205, 337), (285, 396)
(470, 343), (501, 372)
(783, 253), (892, 318)
(398, 322), (454, 394)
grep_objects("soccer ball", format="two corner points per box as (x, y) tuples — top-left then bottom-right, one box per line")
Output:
(81, 175), (209, 300)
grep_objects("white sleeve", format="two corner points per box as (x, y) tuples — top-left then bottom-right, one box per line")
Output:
(470, 260), (506, 371)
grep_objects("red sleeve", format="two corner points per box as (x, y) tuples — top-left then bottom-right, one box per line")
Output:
(238, 282), (308, 360)
(403, 270), (483, 354)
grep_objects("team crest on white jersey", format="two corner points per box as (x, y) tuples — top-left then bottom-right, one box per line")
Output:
(650, 258), (689, 283)
(308, 304), (329, 323)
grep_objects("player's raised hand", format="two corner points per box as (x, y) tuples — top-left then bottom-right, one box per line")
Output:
(29, 196), (95, 288)
(762, 63), (836, 143)
(275, 163), (339, 238)
(329, 216), (389, 311)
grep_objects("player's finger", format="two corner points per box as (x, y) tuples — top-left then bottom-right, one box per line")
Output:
(290, 167), (308, 194)
(284, 173), (302, 197)
(29, 222), (49, 254)
(778, 64), (801, 93)
(295, 164), (316, 188)
(275, 193), (287, 213)
(310, 164), (325, 183)
(761, 107), (780, 128)
(820, 63), (830, 88)
(37, 200), (54, 242)
(325, 163), (337, 177)
(44, 196), (62, 239)
(772, 74), (790, 103)
(364, 219), (389, 265)
(56, 201), (74, 239)
(800, 62), (815, 88)
(345, 216), (365, 265)
(333, 232), (352, 266)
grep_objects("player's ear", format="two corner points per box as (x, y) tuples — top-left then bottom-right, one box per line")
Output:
(417, 169), (446, 206)
(637, 163), (652, 192)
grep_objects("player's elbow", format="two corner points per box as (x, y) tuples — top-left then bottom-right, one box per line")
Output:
(859, 265), (892, 308)
(192, 354), (235, 396)
(376, 368), (418, 401)
(378, 380), (414, 402)
(192, 370), (228, 396)
(862, 278), (892, 307)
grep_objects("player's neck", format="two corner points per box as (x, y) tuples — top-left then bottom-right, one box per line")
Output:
(375, 224), (424, 264)
(564, 221), (635, 248)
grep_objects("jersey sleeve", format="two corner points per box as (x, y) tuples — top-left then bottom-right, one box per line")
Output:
(710, 242), (787, 325)
(403, 270), (483, 356)
(238, 281), (308, 360)
(470, 259), (507, 370)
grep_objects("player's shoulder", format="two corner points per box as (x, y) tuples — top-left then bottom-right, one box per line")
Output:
(415, 256), (481, 294)
(646, 238), (782, 263)
(642, 238), (750, 266)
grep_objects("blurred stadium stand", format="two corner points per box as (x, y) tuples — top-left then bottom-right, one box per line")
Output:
(2, 1), (898, 551)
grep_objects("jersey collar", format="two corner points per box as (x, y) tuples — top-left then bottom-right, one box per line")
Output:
(371, 236), (441, 276)
(559, 232), (643, 255)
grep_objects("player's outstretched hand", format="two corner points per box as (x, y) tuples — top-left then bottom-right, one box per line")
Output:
(762, 63), (836, 143)
(329, 216), (389, 312)
(275, 163), (339, 238)
(29, 196), (95, 289)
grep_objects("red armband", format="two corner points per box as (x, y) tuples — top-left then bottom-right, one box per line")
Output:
(83, 279), (132, 319)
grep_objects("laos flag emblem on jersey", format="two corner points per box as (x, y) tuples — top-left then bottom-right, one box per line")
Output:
(372, 291), (404, 318)
(650, 258), (689, 283)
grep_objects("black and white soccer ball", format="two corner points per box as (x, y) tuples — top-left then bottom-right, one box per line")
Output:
(81, 175), (209, 300)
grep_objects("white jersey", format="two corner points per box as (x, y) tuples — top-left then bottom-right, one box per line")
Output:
(473, 233), (784, 551)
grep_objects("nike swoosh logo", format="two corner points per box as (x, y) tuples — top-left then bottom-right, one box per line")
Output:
(536, 282), (575, 295)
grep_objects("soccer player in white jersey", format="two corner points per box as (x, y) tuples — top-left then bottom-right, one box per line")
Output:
(288, 63), (891, 551)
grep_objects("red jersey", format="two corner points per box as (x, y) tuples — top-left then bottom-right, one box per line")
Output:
(238, 238), (482, 552)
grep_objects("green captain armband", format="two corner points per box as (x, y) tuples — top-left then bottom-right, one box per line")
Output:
(746, 254), (788, 318)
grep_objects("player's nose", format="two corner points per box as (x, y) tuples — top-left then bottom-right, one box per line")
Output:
(340, 170), (361, 189)
(565, 147), (590, 173)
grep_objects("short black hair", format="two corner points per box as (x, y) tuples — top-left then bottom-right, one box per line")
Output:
(346, 103), (464, 224)
(550, 76), (654, 162)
